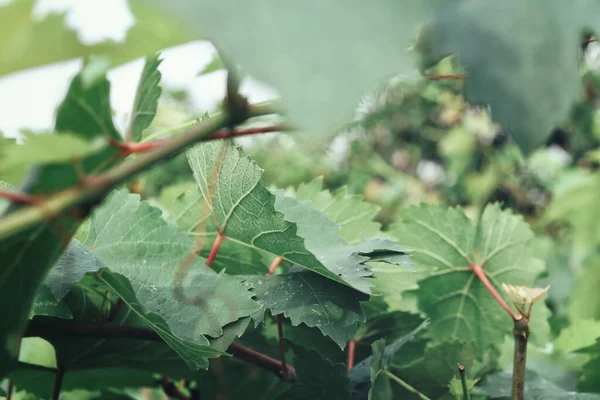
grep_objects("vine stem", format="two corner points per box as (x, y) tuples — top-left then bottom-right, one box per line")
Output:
(266, 257), (283, 276)
(111, 125), (288, 155)
(205, 231), (224, 267)
(347, 340), (356, 370)
(471, 263), (521, 321)
(0, 190), (40, 205)
(457, 363), (471, 400)
(384, 371), (431, 400)
(0, 102), (279, 240)
(511, 318), (529, 400)
(24, 320), (296, 380)
(157, 376), (189, 400)
(51, 366), (65, 400)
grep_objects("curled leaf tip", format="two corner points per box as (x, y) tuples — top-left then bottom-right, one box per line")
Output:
(501, 283), (550, 306)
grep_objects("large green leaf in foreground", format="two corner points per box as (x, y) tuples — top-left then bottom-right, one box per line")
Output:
(154, 0), (440, 136)
(419, 0), (583, 153)
(389, 203), (550, 358)
(85, 190), (261, 368)
(187, 142), (412, 294)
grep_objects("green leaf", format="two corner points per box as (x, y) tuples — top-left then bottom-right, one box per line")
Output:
(546, 172), (600, 255)
(294, 177), (383, 243)
(0, 212), (78, 378)
(570, 254), (600, 320)
(389, 203), (549, 358)
(280, 346), (350, 400)
(555, 319), (600, 353)
(155, 0), (439, 136)
(187, 142), (411, 294)
(368, 340), (392, 400)
(128, 54), (163, 142)
(0, 131), (105, 187)
(0, 0), (192, 76)
(30, 274), (213, 376)
(159, 182), (271, 275)
(482, 370), (600, 400)
(418, 0), (582, 153)
(248, 271), (367, 348)
(85, 189), (261, 368)
(349, 320), (429, 400)
(55, 57), (121, 142)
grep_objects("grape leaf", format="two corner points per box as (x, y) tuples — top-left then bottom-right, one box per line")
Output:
(578, 339), (600, 393)
(554, 319), (600, 354)
(153, 0), (440, 136)
(187, 141), (412, 294)
(418, 0), (583, 153)
(30, 274), (214, 375)
(294, 177), (382, 243)
(128, 54), (163, 142)
(273, 190), (413, 290)
(160, 182), (271, 275)
(84, 189), (261, 368)
(389, 203), (549, 358)
(248, 271), (367, 348)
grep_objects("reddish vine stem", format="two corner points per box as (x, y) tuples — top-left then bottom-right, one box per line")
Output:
(106, 298), (124, 323)
(347, 339), (357, 370)
(276, 314), (289, 379)
(267, 257), (283, 276)
(109, 125), (286, 155)
(206, 231), (224, 267)
(0, 189), (40, 205)
(471, 263), (520, 321)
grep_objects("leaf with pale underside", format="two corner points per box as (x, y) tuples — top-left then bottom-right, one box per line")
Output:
(389, 203), (549, 358)
(84, 189), (261, 368)
(187, 142), (412, 294)
(151, 0), (442, 138)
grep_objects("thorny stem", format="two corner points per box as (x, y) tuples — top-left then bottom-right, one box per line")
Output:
(111, 125), (289, 155)
(277, 314), (289, 379)
(384, 371), (431, 400)
(52, 366), (65, 400)
(457, 363), (471, 400)
(347, 339), (356, 370)
(24, 320), (296, 380)
(206, 231), (224, 267)
(471, 263), (521, 321)
(267, 257), (283, 276)
(511, 318), (529, 400)
(0, 102), (279, 240)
